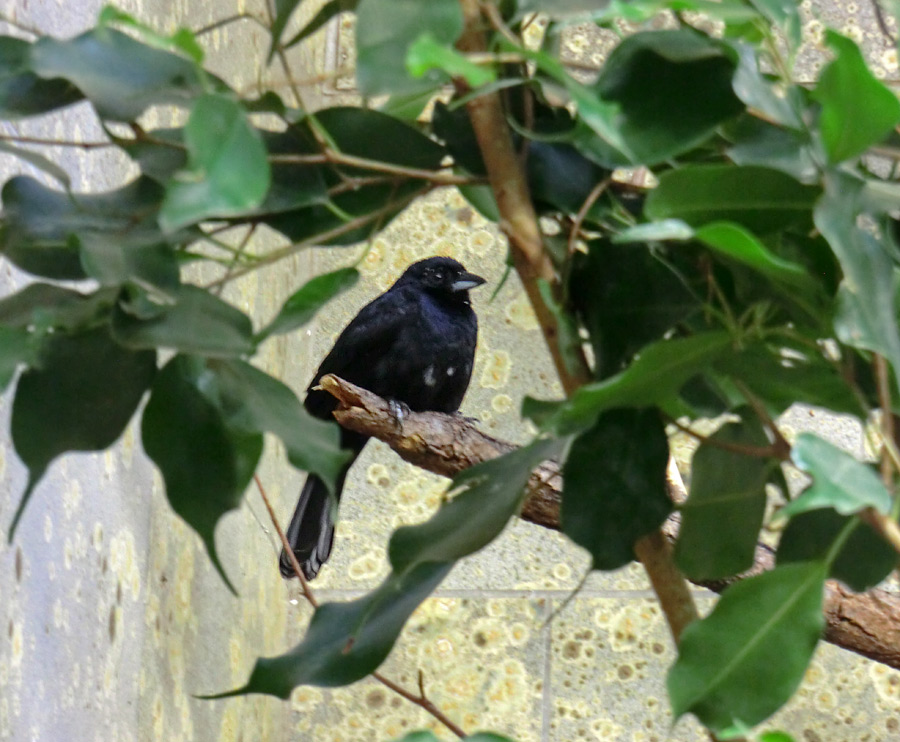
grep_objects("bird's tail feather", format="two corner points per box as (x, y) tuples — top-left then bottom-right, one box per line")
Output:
(279, 474), (338, 580)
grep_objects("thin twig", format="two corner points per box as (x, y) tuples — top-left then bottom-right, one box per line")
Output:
(870, 0), (897, 43)
(255, 476), (466, 736)
(566, 178), (609, 256)
(665, 415), (780, 460)
(371, 672), (467, 738)
(253, 475), (318, 607)
(193, 12), (268, 37)
(875, 354), (897, 487)
(239, 67), (356, 96)
(480, 1), (522, 46)
(213, 224), (258, 296)
(0, 133), (114, 150)
(270, 150), (482, 186)
(733, 379), (792, 460)
(203, 186), (430, 288)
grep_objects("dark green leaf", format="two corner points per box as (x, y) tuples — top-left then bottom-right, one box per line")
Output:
(668, 562), (826, 732)
(159, 94), (271, 232)
(675, 418), (772, 580)
(0, 175), (167, 280)
(813, 32), (900, 163)
(777, 509), (896, 592)
(814, 176), (900, 392)
(0, 283), (116, 331)
(0, 36), (82, 119)
(79, 242), (180, 294)
(759, 733), (796, 742)
(784, 433), (891, 518)
(111, 285), (255, 357)
(258, 267), (359, 339)
(9, 327), (155, 537)
(595, 30), (744, 164)
(392, 734), (441, 742)
(216, 562), (450, 695)
(0, 327), (37, 392)
(645, 165), (819, 234)
(569, 240), (699, 378)
(207, 359), (351, 492)
(29, 27), (210, 121)
(117, 127), (187, 182)
(278, 0), (359, 57)
(257, 128), (328, 213)
(355, 0), (463, 97)
(315, 106), (446, 170)
(729, 43), (802, 128)
(528, 332), (733, 435)
(141, 356), (258, 593)
(527, 141), (611, 215)
(723, 115), (814, 182)
(562, 408), (671, 570)
(390, 438), (567, 570)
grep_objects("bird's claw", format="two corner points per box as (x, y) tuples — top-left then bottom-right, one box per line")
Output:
(389, 399), (411, 434)
(452, 411), (480, 424)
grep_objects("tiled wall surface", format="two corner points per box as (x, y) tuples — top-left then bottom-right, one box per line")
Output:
(1, 1), (900, 740)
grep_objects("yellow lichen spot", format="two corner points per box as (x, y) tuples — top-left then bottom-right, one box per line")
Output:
(509, 622), (530, 646)
(591, 717), (624, 740)
(229, 636), (243, 681)
(63, 480), (83, 519)
(552, 563), (572, 581)
(361, 240), (388, 274)
(870, 663), (900, 708)
(486, 599), (506, 617)
(10, 622), (23, 668)
(480, 350), (511, 389)
(491, 394), (513, 414)
(392, 479), (423, 506)
(366, 463), (391, 488)
(468, 229), (495, 253)
(504, 294), (539, 331)
(173, 542), (196, 625)
(471, 617), (509, 652)
(348, 550), (383, 580)
(92, 522), (104, 551)
(291, 685), (323, 709)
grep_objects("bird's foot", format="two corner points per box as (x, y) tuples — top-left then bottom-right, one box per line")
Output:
(388, 399), (411, 434)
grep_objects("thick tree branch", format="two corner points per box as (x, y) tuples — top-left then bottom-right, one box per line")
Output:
(320, 374), (900, 670)
(453, 0), (699, 646)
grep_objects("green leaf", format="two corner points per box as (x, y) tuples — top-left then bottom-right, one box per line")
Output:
(222, 438), (563, 696)
(569, 240), (699, 378)
(729, 43), (802, 128)
(613, 219), (694, 243)
(748, 0), (801, 51)
(98, 6), (204, 64)
(595, 30), (744, 164)
(675, 419), (772, 580)
(391, 734), (441, 742)
(645, 165), (819, 234)
(141, 356), (259, 593)
(159, 94), (271, 232)
(29, 27), (210, 121)
(390, 438), (567, 570)
(207, 359), (351, 492)
(0, 283), (117, 332)
(0, 327), (37, 392)
(406, 33), (495, 87)
(0, 36), (82, 119)
(315, 106), (446, 170)
(813, 32), (900, 163)
(694, 222), (817, 296)
(276, 0), (359, 58)
(777, 509), (896, 592)
(9, 327), (156, 538)
(723, 116), (815, 183)
(527, 332), (733, 435)
(355, 0), (463, 97)
(215, 562), (451, 695)
(759, 733), (796, 742)
(814, 176), (900, 393)
(668, 562), (826, 732)
(562, 408), (671, 570)
(111, 285), (256, 358)
(783, 433), (891, 519)
(0, 175), (167, 280)
(258, 267), (359, 339)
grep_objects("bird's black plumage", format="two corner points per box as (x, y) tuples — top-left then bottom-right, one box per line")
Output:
(280, 256), (485, 580)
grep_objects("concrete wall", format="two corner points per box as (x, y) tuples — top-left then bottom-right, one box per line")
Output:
(1, 1), (900, 741)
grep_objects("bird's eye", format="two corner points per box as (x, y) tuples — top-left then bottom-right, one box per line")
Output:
(433, 270), (444, 281)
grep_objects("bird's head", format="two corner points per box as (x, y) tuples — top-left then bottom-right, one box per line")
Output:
(398, 256), (486, 299)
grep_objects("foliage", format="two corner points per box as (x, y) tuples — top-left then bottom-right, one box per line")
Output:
(2, 0), (900, 739)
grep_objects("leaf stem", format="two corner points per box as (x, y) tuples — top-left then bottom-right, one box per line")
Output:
(665, 415), (779, 459)
(0, 133), (114, 150)
(875, 353), (898, 487)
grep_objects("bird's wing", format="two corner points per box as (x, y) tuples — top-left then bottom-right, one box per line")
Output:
(304, 287), (414, 407)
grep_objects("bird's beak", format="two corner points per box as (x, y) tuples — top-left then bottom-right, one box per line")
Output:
(451, 271), (487, 292)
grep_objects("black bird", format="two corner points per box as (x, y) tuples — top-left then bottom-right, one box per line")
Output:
(280, 256), (486, 580)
